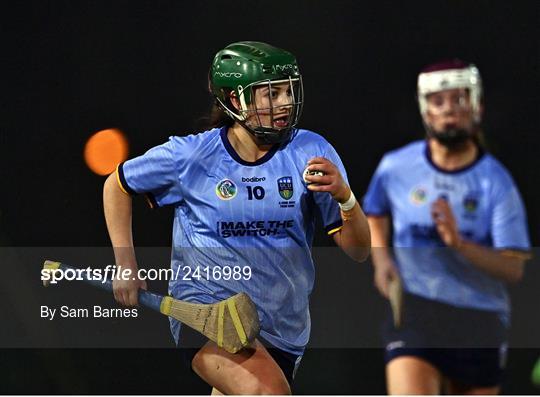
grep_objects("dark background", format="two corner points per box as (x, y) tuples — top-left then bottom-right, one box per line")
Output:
(1, 0), (539, 394)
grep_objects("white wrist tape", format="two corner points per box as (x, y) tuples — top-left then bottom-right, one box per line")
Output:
(339, 191), (357, 212)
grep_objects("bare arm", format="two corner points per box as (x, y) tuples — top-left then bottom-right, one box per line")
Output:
(454, 242), (526, 283)
(305, 157), (370, 262)
(367, 215), (399, 298)
(103, 171), (147, 306)
(331, 192), (371, 262)
(432, 198), (527, 283)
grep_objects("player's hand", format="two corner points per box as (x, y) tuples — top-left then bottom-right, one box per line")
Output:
(431, 198), (462, 248)
(304, 157), (351, 203)
(374, 259), (399, 299)
(113, 272), (147, 307)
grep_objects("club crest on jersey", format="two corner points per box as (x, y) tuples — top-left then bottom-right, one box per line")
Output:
(463, 193), (479, 213)
(216, 179), (237, 200)
(410, 187), (427, 205)
(277, 176), (294, 200)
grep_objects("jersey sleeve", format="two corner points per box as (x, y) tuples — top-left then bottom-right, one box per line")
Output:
(314, 143), (349, 235)
(490, 180), (531, 252)
(362, 155), (391, 217)
(116, 136), (184, 208)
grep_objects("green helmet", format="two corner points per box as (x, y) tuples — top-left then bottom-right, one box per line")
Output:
(209, 41), (304, 144)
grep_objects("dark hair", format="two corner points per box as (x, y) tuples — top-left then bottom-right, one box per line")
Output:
(194, 100), (235, 131)
(209, 103), (234, 129)
(473, 127), (486, 148)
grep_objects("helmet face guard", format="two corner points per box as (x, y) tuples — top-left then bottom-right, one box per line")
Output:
(417, 61), (483, 146)
(216, 77), (304, 144)
(209, 41), (304, 144)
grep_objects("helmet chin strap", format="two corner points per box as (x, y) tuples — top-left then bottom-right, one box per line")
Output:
(425, 124), (475, 149)
(240, 120), (292, 145)
(430, 128), (470, 146)
(215, 98), (293, 145)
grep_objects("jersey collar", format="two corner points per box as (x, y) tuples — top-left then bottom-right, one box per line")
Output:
(424, 140), (486, 174)
(220, 126), (281, 167)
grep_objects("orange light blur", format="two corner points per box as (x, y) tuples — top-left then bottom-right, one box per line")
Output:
(84, 128), (129, 176)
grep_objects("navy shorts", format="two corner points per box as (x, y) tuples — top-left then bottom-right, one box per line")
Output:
(382, 292), (508, 387)
(176, 325), (301, 385)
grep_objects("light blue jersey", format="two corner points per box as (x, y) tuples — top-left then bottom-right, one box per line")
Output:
(363, 140), (530, 319)
(118, 127), (347, 355)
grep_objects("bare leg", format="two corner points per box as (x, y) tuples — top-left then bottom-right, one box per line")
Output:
(192, 339), (291, 395)
(386, 356), (442, 394)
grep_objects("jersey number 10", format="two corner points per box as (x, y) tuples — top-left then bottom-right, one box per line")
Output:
(246, 186), (265, 200)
